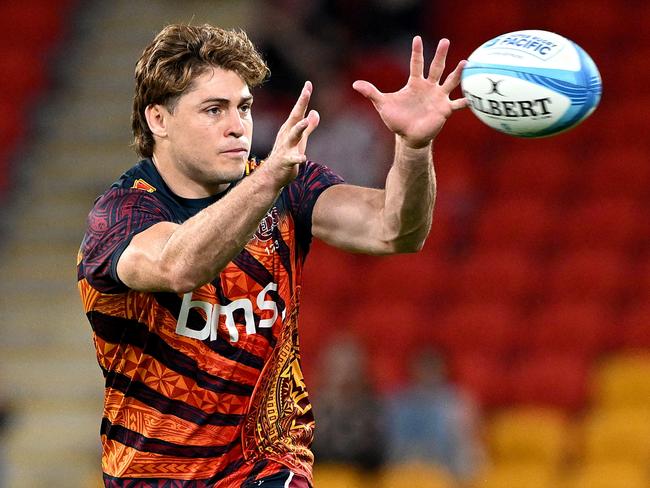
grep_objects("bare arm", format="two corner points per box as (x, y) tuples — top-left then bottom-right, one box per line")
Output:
(313, 139), (435, 254)
(313, 37), (467, 254)
(116, 83), (320, 293)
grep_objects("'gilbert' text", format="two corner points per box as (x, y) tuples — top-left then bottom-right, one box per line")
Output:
(464, 91), (552, 118)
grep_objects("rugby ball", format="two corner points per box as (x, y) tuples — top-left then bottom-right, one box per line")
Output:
(460, 30), (602, 138)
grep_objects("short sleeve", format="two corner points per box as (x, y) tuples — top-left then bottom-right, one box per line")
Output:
(286, 161), (344, 250)
(78, 188), (173, 293)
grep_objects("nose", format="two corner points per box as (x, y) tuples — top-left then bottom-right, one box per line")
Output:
(225, 108), (245, 138)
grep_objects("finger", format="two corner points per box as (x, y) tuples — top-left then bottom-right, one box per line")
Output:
(427, 38), (450, 83)
(450, 97), (469, 111)
(352, 80), (383, 106)
(287, 81), (313, 124)
(288, 110), (319, 146)
(409, 35), (425, 79)
(303, 109), (320, 139)
(298, 110), (320, 153)
(289, 118), (309, 145)
(441, 59), (467, 93)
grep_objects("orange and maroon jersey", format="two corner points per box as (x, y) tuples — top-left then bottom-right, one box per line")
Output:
(77, 158), (343, 487)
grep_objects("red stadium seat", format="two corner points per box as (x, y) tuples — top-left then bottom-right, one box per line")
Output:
(472, 196), (556, 253)
(584, 147), (650, 200)
(597, 99), (650, 149)
(559, 197), (644, 253)
(345, 299), (435, 354)
(543, 249), (631, 304)
(619, 302), (650, 351)
(0, 0), (73, 49)
(0, 97), (27, 155)
(0, 48), (48, 101)
(423, 0), (527, 55)
(540, 0), (625, 52)
(302, 240), (367, 308)
(366, 347), (410, 393)
(617, 48), (647, 98)
(451, 249), (542, 305)
(448, 353), (512, 409)
(431, 302), (522, 357)
(432, 145), (483, 252)
(359, 252), (452, 307)
(438, 108), (494, 156)
(345, 48), (407, 95)
(299, 295), (355, 364)
(489, 143), (574, 200)
(631, 257), (650, 303)
(510, 353), (591, 412)
(525, 300), (615, 360)
(341, 300), (439, 392)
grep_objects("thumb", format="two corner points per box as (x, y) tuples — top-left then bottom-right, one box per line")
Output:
(352, 80), (383, 105)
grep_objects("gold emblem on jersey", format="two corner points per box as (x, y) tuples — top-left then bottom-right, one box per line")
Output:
(132, 179), (157, 193)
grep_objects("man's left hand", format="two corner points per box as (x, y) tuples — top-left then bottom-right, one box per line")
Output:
(353, 36), (467, 149)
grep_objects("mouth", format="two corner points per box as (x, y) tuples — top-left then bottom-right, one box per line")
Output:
(221, 147), (249, 157)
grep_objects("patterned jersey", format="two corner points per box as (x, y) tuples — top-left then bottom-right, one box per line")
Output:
(77, 158), (343, 487)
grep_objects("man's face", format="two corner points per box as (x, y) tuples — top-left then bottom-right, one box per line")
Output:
(163, 66), (253, 188)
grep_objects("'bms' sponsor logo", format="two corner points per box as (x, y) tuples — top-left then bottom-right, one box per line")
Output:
(176, 283), (284, 343)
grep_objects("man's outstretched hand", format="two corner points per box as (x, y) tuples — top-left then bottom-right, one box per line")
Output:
(353, 36), (467, 149)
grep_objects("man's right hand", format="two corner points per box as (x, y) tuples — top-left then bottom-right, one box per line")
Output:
(264, 81), (320, 186)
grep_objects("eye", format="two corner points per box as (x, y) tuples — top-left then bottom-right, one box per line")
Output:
(239, 103), (252, 114)
(206, 106), (221, 115)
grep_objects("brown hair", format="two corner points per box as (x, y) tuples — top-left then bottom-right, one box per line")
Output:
(132, 23), (269, 158)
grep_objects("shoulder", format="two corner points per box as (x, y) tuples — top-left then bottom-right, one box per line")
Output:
(90, 159), (172, 219)
(281, 161), (345, 200)
(86, 186), (173, 243)
(297, 160), (345, 186)
(90, 188), (162, 219)
(110, 158), (164, 194)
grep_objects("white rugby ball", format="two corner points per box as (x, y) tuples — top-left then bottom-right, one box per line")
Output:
(460, 30), (602, 138)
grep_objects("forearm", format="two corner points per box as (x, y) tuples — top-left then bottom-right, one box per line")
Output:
(381, 136), (436, 252)
(159, 165), (282, 291)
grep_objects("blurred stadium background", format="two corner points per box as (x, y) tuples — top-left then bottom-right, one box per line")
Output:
(0, 0), (649, 487)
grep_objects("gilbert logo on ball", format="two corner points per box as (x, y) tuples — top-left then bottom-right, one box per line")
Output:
(460, 30), (602, 137)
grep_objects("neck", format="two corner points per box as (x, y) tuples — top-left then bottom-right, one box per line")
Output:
(151, 153), (232, 198)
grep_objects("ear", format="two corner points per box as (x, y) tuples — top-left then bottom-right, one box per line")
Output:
(144, 104), (169, 138)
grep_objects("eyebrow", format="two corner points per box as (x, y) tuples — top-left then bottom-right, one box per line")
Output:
(200, 95), (254, 106)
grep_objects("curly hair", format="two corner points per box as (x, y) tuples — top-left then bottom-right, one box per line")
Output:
(132, 23), (269, 158)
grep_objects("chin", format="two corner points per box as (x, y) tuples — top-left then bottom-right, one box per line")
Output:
(215, 159), (247, 182)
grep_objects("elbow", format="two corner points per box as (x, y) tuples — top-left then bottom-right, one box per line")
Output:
(160, 254), (230, 294)
(390, 237), (425, 254)
(384, 225), (429, 254)
(378, 234), (426, 255)
(167, 277), (199, 295)
(161, 261), (205, 294)
(380, 214), (432, 255)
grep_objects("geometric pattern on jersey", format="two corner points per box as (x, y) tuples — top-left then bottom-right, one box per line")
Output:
(243, 286), (314, 470)
(77, 158), (343, 487)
